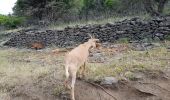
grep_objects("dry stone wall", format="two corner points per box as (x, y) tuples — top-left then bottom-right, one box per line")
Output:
(3, 17), (170, 48)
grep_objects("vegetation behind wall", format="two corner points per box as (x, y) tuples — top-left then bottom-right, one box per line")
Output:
(12, 0), (170, 25)
(0, 14), (25, 29)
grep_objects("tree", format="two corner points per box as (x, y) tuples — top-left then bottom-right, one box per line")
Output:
(12, 0), (170, 24)
(143, 0), (169, 16)
(156, 0), (168, 13)
(13, 0), (75, 21)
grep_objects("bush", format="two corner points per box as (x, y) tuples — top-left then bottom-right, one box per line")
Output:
(165, 35), (170, 41)
(104, 0), (121, 8)
(0, 14), (25, 29)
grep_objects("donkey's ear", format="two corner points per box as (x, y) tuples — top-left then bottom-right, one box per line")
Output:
(92, 34), (95, 38)
(94, 39), (99, 42)
(87, 33), (92, 39)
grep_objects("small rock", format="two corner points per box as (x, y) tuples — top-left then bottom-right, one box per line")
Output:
(133, 72), (145, 80)
(155, 33), (164, 37)
(100, 77), (118, 85)
(132, 43), (145, 51)
(151, 43), (161, 47)
(92, 52), (102, 57)
(125, 71), (144, 81)
(124, 71), (134, 78)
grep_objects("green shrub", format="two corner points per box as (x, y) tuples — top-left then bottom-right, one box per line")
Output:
(117, 38), (129, 43)
(0, 14), (25, 29)
(165, 35), (170, 41)
(104, 0), (121, 8)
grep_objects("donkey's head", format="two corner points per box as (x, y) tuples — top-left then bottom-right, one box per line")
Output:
(86, 33), (99, 48)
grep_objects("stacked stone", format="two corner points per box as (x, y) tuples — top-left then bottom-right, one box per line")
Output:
(4, 17), (170, 48)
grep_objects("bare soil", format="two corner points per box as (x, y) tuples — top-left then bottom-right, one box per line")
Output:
(5, 69), (170, 100)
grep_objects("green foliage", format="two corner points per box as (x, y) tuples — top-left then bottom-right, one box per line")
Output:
(83, 0), (94, 8)
(117, 38), (129, 43)
(0, 14), (25, 29)
(73, 0), (84, 9)
(104, 0), (120, 8)
(165, 35), (170, 41)
(12, 0), (170, 23)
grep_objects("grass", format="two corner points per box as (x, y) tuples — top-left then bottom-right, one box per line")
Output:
(0, 14), (151, 33)
(0, 48), (65, 98)
(116, 38), (130, 44)
(86, 44), (170, 81)
(165, 35), (170, 41)
(53, 84), (65, 96)
(48, 14), (150, 30)
(0, 42), (169, 98)
(0, 14), (151, 47)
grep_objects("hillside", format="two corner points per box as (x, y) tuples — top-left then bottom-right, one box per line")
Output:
(0, 17), (170, 100)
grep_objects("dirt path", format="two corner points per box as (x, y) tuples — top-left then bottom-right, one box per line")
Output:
(5, 69), (169, 100)
(59, 69), (170, 100)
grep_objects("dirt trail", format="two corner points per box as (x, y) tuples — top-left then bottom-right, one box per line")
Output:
(62, 69), (170, 100)
(6, 69), (170, 100)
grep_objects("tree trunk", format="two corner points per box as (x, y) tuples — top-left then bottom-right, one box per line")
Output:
(157, 0), (168, 13)
(143, 0), (160, 16)
(85, 8), (88, 21)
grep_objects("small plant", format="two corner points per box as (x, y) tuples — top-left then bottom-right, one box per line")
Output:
(132, 64), (145, 71)
(165, 35), (170, 41)
(117, 38), (129, 44)
(124, 71), (135, 80)
(53, 84), (65, 96)
(104, 0), (121, 8)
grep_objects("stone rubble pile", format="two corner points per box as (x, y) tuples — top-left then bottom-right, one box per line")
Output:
(3, 17), (170, 48)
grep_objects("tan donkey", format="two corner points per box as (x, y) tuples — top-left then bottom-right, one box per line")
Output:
(64, 34), (99, 100)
